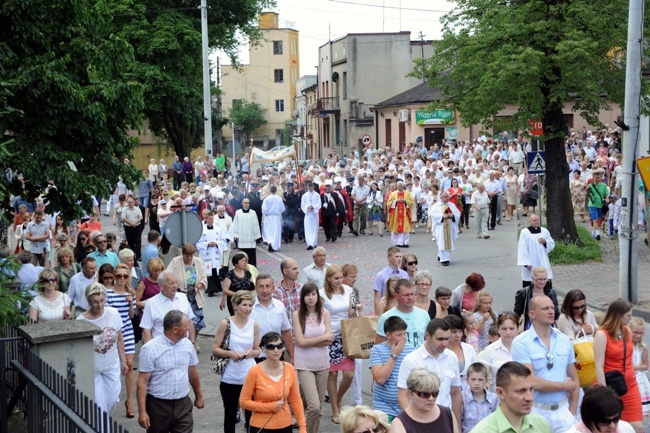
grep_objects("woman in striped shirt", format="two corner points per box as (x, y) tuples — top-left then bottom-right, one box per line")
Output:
(106, 263), (136, 418)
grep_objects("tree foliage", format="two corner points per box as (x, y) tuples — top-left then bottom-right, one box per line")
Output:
(229, 100), (267, 144)
(415, 0), (635, 243)
(109, 0), (273, 160)
(0, 0), (144, 222)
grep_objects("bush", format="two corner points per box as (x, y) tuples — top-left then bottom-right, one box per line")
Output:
(0, 256), (30, 330)
(549, 226), (603, 264)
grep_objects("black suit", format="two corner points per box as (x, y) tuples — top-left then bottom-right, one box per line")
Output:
(321, 191), (342, 241)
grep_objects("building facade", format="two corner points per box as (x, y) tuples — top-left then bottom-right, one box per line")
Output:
(294, 75), (317, 160)
(315, 32), (434, 158)
(221, 12), (299, 150)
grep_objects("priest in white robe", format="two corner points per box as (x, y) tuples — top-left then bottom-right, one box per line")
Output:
(232, 198), (261, 266)
(301, 181), (322, 250)
(262, 185), (285, 252)
(517, 213), (555, 286)
(214, 204), (233, 279)
(198, 210), (226, 295)
(430, 192), (461, 266)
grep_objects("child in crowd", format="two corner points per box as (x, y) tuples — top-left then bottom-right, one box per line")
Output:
(462, 311), (480, 352)
(630, 317), (650, 414)
(473, 291), (497, 350)
(608, 194), (619, 237)
(487, 324), (500, 345)
(461, 363), (498, 433)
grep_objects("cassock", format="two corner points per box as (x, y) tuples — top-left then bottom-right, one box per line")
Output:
(386, 189), (415, 246)
(430, 200), (461, 264)
(215, 214), (233, 271)
(262, 194), (285, 251)
(247, 191), (263, 232)
(517, 225), (555, 282)
(283, 190), (300, 242)
(301, 190), (321, 248)
(232, 208), (261, 266)
(197, 223), (226, 294)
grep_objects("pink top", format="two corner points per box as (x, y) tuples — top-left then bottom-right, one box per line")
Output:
(141, 277), (160, 301)
(462, 291), (478, 311)
(294, 315), (330, 371)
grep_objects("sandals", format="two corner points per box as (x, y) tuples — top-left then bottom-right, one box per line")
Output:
(331, 415), (340, 424)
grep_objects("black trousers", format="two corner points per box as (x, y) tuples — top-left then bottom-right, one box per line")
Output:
(207, 268), (223, 295)
(220, 381), (251, 433)
(488, 196), (498, 228)
(462, 203), (471, 226)
(239, 247), (257, 268)
(124, 226), (141, 257)
(173, 172), (182, 190)
(145, 394), (193, 433)
(322, 215), (337, 241)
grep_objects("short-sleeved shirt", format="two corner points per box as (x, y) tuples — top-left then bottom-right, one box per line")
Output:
(87, 250), (119, 268)
(372, 266), (409, 297)
(461, 387), (499, 433)
(511, 326), (575, 405)
(397, 345), (461, 410)
(588, 182), (609, 207)
(250, 298), (291, 357)
(77, 306), (124, 373)
(376, 307), (430, 348)
(272, 281), (303, 324)
(140, 292), (195, 338)
(297, 263), (330, 289)
(139, 334), (198, 400)
(25, 220), (50, 253)
(369, 342), (415, 417)
(469, 405), (551, 433)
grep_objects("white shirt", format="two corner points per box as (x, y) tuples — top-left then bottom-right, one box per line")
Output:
(471, 190), (489, 209)
(398, 345), (461, 409)
(67, 271), (96, 310)
(298, 262), (330, 289)
(477, 338), (513, 392)
(250, 298), (291, 358)
(140, 292), (195, 338)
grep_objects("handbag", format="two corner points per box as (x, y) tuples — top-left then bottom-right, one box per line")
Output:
(573, 329), (596, 387)
(210, 318), (231, 375)
(518, 290), (528, 332)
(341, 315), (379, 359)
(249, 363), (285, 433)
(604, 330), (628, 396)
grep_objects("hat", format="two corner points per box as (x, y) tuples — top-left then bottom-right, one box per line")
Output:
(324, 179), (333, 186)
(159, 199), (167, 205)
(335, 177), (343, 183)
(216, 192), (226, 200)
(203, 185), (211, 191)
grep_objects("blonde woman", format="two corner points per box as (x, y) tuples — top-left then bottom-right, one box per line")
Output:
(28, 269), (72, 323)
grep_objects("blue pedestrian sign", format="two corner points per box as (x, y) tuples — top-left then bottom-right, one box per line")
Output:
(527, 151), (546, 174)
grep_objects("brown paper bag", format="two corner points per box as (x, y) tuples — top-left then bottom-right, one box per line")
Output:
(341, 316), (379, 359)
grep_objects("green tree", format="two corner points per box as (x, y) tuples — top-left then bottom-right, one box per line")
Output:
(0, 0), (144, 222)
(110, 0), (273, 160)
(415, 0), (632, 243)
(283, 121), (294, 147)
(229, 100), (267, 145)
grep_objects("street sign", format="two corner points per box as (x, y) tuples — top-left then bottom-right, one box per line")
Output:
(164, 210), (204, 247)
(527, 151), (546, 174)
(361, 134), (372, 146)
(638, 156), (650, 190)
(527, 119), (543, 137)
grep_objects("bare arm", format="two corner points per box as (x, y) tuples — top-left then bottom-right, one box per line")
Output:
(137, 372), (151, 429)
(28, 306), (39, 324)
(388, 417), (406, 433)
(281, 329), (294, 363)
(141, 328), (152, 344)
(593, 330), (607, 386)
(374, 291), (384, 318)
(135, 281), (147, 310)
(451, 385), (462, 428)
(188, 365), (204, 408)
(398, 388), (410, 411)
(566, 363), (579, 415)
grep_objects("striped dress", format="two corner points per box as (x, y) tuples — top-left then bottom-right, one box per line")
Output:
(106, 289), (135, 354)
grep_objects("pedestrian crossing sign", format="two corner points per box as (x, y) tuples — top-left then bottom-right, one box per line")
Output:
(527, 151), (546, 174)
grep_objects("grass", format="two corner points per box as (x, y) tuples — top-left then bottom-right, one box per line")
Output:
(548, 226), (603, 264)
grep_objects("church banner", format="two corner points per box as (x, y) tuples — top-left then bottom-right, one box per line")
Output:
(250, 146), (296, 164)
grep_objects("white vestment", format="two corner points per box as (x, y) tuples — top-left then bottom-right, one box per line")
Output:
(301, 191), (322, 247)
(517, 226), (555, 281)
(215, 214), (233, 267)
(262, 194), (285, 250)
(232, 210), (261, 249)
(197, 224), (225, 274)
(430, 201), (461, 262)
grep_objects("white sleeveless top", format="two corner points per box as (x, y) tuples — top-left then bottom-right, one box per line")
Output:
(221, 318), (256, 385)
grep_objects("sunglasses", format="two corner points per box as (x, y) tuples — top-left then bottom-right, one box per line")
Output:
(356, 426), (382, 433)
(115, 274), (129, 279)
(571, 304), (586, 311)
(410, 389), (439, 399)
(546, 352), (554, 369)
(102, 276), (114, 281)
(264, 343), (285, 351)
(79, 237), (87, 241)
(596, 415), (621, 427)
(42, 278), (57, 283)
(407, 261), (418, 266)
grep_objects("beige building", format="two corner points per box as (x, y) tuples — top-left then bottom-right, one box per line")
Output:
(315, 31), (434, 158)
(294, 75), (317, 160)
(374, 82), (622, 150)
(221, 12), (299, 150)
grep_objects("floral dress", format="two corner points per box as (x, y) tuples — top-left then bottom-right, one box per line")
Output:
(570, 178), (587, 216)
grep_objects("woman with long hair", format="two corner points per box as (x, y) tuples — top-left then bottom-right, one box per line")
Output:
(74, 229), (91, 263)
(381, 276), (401, 315)
(444, 315), (476, 391)
(292, 283), (334, 433)
(557, 289), (599, 340)
(594, 298), (643, 432)
(400, 253), (418, 282)
(477, 312), (519, 392)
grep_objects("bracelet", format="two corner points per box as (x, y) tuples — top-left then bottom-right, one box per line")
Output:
(120, 359), (127, 363)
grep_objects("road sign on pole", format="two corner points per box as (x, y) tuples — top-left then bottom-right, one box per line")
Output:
(526, 151), (546, 174)
(527, 119), (543, 137)
(361, 134), (372, 146)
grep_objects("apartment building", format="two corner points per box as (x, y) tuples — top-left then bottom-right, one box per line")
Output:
(294, 75), (317, 160)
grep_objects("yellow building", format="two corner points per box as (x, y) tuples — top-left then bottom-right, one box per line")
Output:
(221, 12), (299, 150)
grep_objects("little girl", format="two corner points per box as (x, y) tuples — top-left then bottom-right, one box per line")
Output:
(462, 310), (480, 352)
(472, 291), (497, 350)
(630, 317), (650, 414)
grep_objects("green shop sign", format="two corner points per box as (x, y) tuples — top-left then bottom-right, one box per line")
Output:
(415, 109), (455, 125)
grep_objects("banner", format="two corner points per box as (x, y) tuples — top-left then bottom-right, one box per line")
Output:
(416, 109), (454, 125)
(250, 146), (296, 164)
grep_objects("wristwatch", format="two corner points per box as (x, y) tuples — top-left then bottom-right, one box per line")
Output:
(389, 353), (398, 361)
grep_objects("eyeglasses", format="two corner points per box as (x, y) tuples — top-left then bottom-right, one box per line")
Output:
(571, 304), (586, 311)
(596, 415), (621, 427)
(407, 261), (418, 266)
(42, 278), (57, 283)
(96, 240), (107, 244)
(410, 389), (439, 399)
(546, 352), (554, 369)
(90, 299), (105, 306)
(115, 274), (129, 279)
(355, 425), (382, 433)
(264, 343), (285, 351)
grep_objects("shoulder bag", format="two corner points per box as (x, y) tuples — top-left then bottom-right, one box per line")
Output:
(210, 318), (231, 375)
(604, 330), (628, 396)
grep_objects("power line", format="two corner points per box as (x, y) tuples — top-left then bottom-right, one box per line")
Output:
(327, 0), (450, 13)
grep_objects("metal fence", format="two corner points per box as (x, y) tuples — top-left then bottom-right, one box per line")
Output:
(1, 327), (129, 433)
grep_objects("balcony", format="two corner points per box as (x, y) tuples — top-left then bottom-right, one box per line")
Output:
(315, 97), (340, 114)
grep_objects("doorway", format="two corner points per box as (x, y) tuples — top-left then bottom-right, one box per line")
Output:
(424, 128), (445, 148)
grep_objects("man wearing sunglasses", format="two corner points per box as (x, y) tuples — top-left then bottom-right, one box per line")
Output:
(511, 296), (579, 433)
(87, 233), (119, 268)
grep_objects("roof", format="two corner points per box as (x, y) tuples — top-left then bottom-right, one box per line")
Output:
(376, 82), (442, 108)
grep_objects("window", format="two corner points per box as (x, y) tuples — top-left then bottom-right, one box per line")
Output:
(273, 41), (283, 55)
(342, 72), (347, 99)
(275, 99), (285, 112)
(232, 99), (243, 110)
(274, 69), (284, 83)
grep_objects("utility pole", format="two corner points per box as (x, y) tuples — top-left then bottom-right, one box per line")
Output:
(216, 57), (223, 153)
(200, 0), (212, 159)
(418, 31), (426, 83)
(618, 0), (643, 303)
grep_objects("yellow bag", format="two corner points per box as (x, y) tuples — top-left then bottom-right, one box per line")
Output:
(573, 330), (596, 387)
(341, 316), (379, 359)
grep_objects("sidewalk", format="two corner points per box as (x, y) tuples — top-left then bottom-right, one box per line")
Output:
(552, 220), (650, 320)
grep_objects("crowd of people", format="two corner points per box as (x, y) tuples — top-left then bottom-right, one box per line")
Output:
(2, 125), (650, 433)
